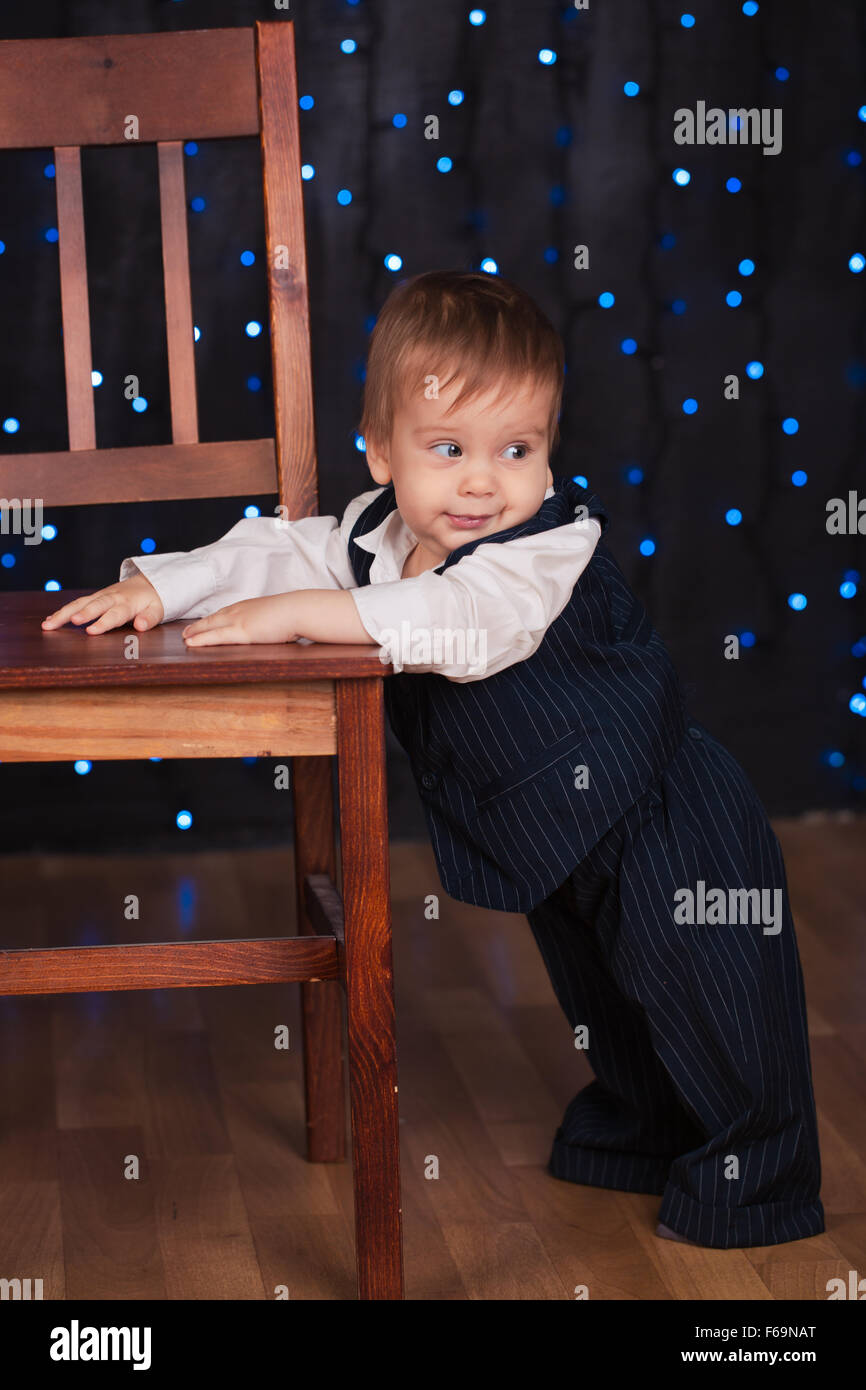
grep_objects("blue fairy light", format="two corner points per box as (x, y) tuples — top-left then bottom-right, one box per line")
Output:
(480, 257), (499, 273)
(671, 299), (687, 314)
(538, 49), (557, 66)
(132, 397), (148, 412)
(384, 253), (403, 271)
(775, 67), (790, 82)
(682, 397), (698, 414)
(436, 158), (452, 173)
(340, 39), (357, 54)
(850, 693), (866, 716)
(184, 141), (198, 155)
(626, 466), (644, 484)
(140, 538), (156, 554)
(240, 250), (255, 265)
(469, 9), (486, 24)
(841, 580), (857, 598)
(247, 376), (262, 392)
(673, 168), (691, 186)
(45, 227), (58, 242)
(726, 290), (743, 307)
(624, 81), (640, 97)
(726, 177), (742, 192)
(176, 810), (193, 830)
(680, 13), (695, 27)
(41, 524), (57, 541)
(448, 90), (464, 105)
(299, 96), (314, 111)
(782, 417), (799, 434)
(825, 751), (845, 767)
(301, 164), (315, 179)
(742, 1), (759, 13)
(572, 474), (589, 489)
(621, 338), (638, 354)
(726, 508), (743, 525)
(190, 196), (205, 212)
(738, 258), (755, 276)
(392, 113), (407, 127)
(337, 188), (353, 202)
(74, 760), (92, 775)
(849, 253), (865, 274)
(792, 470), (808, 486)
(746, 361), (763, 379)
(598, 291), (615, 308)
(787, 593), (807, 611)
(740, 631), (756, 647)
(245, 320), (262, 337)
(3, 417), (20, 433)
(639, 538), (656, 556)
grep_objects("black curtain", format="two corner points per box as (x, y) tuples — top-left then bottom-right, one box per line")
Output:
(1, 0), (863, 854)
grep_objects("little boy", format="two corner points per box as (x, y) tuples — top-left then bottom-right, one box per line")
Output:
(42, 269), (824, 1250)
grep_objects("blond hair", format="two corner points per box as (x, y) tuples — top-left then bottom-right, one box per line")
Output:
(358, 269), (565, 457)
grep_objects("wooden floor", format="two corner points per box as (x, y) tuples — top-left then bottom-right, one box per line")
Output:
(0, 814), (863, 1300)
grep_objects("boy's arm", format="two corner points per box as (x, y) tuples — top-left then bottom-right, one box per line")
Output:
(118, 490), (381, 623)
(342, 515), (602, 680)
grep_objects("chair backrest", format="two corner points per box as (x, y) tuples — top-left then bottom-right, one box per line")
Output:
(0, 21), (319, 520)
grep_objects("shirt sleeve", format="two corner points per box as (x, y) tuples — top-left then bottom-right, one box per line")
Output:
(117, 489), (379, 623)
(349, 516), (602, 682)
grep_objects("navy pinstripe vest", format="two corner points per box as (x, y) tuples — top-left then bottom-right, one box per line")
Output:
(347, 475), (688, 913)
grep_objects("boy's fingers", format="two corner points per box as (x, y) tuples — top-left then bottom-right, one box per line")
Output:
(42, 599), (92, 627)
(184, 625), (246, 646)
(82, 604), (127, 634)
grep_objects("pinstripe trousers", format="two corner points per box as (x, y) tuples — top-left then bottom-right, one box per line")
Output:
(525, 718), (825, 1249)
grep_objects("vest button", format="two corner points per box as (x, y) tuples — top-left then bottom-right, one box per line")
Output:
(689, 725), (703, 740)
(420, 771), (438, 790)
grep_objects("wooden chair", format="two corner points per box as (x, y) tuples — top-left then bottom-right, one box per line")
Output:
(0, 21), (403, 1300)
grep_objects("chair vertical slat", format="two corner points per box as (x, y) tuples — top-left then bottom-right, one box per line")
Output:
(336, 679), (404, 1300)
(54, 146), (95, 450)
(157, 141), (199, 444)
(293, 755), (346, 1163)
(256, 21), (318, 520)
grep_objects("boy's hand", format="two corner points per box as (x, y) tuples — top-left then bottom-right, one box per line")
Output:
(41, 573), (165, 634)
(182, 595), (299, 647)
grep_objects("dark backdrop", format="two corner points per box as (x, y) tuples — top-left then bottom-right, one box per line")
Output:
(1, 0), (864, 856)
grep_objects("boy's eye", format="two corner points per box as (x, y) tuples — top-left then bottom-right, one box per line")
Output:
(430, 443), (532, 460)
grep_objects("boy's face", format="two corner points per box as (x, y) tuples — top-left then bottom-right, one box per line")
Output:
(365, 372), (556, 568)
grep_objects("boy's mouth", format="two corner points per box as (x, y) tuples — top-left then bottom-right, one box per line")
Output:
(445, 512), (496, 529)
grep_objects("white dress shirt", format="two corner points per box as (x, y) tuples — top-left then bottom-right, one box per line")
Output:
(118, 484), (601, 682)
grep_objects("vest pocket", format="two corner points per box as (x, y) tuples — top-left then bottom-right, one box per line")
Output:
(474, 729), (585, 810)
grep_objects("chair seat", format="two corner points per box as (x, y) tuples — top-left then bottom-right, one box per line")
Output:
(0, 590), (389, 686)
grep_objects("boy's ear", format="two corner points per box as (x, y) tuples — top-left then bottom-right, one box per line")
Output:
(364, 438), (392, 485)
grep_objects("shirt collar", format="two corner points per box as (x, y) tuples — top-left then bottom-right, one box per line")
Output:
(352, 484), (556, 583)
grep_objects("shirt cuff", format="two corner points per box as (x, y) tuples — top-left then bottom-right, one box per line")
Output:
(118, 554), (217, 624)
(348, 580), (435, 674)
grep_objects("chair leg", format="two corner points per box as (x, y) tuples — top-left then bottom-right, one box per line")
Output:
(336, 678), (404, 1300)
(292, 754), (346, 1162)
